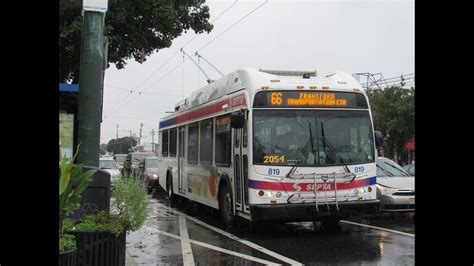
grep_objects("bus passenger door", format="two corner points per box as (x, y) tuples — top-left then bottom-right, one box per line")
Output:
(233, 119), (250, 214)
(178, 126), (185, 194)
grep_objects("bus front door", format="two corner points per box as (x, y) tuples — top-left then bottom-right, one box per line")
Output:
(233, 122), (250, 214)
(178, 126), (185, 194)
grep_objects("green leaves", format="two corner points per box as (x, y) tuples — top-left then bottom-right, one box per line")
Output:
(107, 136), (137, 154)
(72, 178), (148, 237)
(367, 85), (415, 160)
(59, 145), (97, 234)
(112, 178), (148, 232)
(59, 234), (77, 253)
(60, 0), (214, 82)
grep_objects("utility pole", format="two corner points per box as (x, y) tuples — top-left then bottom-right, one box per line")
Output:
(151, 129), (155, 152)
(77, 0), (108, 167)
(116, 124), (119, 139)
(138, 123), (144, 147)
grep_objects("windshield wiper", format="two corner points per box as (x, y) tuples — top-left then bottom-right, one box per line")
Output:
(286, 121), (323, 178)
(286, 132), (314, 177)
(319, 121), (355, 180)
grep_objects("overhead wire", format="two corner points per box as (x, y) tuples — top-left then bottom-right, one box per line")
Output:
(105, 85), (183, 96)
(196, 0), (268, 52)
(103, 60), (188, 118)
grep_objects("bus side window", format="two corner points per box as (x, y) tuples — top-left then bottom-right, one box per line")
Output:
(188, 123), (198, 164)
(200, 119), (213, 165)
(216, 115), (231, 166)
(161, 130), (169, 157)
(169, 128), (177, 157)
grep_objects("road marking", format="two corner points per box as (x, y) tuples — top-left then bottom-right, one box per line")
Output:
(156, 202), (302, 265)
(340, 220), (415, 237)
(179, 215), (195, 265)
(143, 226), (280, 265)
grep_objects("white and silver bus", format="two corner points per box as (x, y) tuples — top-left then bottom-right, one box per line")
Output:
(158, 68), (381, 227)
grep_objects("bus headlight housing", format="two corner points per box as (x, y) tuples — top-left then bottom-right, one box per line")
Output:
(256, 190), (283, 198)
(377, 184), (397, 195)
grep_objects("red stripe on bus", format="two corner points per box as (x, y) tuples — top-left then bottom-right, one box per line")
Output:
(168, 93), (247, 126)
(249, 176), (376, 192)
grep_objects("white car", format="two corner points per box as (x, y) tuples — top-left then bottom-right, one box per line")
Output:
(99, 158), (122, 185)
(376, 157), (415, 212)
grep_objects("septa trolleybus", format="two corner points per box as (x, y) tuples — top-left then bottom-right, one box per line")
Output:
(157, 68), (381, 227)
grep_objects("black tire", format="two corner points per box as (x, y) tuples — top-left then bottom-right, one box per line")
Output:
(219, 185), (235, 228)
(167, 174), (176, 202)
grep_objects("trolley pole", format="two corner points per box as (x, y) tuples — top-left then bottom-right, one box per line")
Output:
(77, 0), (108, 166)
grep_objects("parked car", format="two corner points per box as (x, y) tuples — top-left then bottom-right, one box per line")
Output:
(122, 152), (155, 178)
(99, 158), (122, 184)
(376, 157), (415, 212)
(113, 154), (127, 171)
(137, 157), (159, 193)
(402, 163), (415, 176)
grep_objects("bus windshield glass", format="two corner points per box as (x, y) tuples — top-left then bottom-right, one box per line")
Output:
(253, 110), (375, 166)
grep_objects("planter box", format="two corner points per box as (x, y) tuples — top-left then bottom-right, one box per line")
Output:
(66, 230), (125, 266)
(59, 249), (77, 266)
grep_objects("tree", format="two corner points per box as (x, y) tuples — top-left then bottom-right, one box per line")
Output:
(60, 0), (214, 83)
(366, 85), (415, 162)
(100, 143), (108, 155)
(107, 137), (137, 154)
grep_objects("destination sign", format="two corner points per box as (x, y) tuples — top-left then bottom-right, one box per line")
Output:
(253, 91), (368, 108)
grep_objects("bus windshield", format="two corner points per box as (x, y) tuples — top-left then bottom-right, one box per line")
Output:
(253, 110), (375, 166)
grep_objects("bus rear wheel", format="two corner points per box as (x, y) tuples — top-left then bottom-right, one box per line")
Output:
(219, 185), (235, 228)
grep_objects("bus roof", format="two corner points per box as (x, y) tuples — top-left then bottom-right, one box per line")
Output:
(161, 68), (363, 122)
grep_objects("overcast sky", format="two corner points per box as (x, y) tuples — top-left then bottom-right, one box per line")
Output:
(100, 0), (414, 145)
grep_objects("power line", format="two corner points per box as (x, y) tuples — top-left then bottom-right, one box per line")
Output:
(104, 85), (183, 96)
(181, 0), (239, 49)
(196, 0), (268, 52)
(103, 59), (188, 118)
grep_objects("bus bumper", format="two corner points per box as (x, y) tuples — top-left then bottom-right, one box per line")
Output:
(249, 199), (380, 222)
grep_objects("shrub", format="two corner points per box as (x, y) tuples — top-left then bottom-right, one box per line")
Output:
(113, 178), (148, 231)
(59, 234), (76, 253)
(72, 177), (148, 235)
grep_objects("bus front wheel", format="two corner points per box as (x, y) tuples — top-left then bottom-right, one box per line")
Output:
(219, 185), (235, 228)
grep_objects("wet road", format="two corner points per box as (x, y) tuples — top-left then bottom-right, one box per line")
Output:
(126, 187), (414, 265)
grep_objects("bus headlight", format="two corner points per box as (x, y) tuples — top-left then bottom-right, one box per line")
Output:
(377, 184), (396, 195)
(256, 190), (283, 198)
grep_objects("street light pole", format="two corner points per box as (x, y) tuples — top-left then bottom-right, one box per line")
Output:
(77, 0), (108, 167)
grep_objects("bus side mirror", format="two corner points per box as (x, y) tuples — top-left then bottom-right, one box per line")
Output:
(374, 131), (383, 148)
(230, 111), (245, 129)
